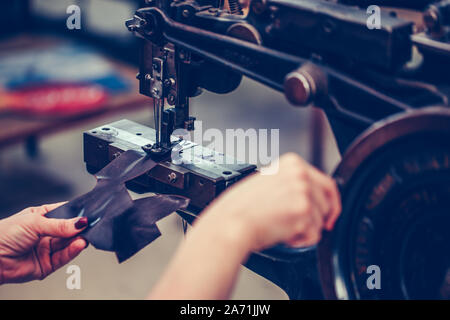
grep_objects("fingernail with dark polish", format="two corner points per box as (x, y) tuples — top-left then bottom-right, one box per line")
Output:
(75, 217), (88, 230)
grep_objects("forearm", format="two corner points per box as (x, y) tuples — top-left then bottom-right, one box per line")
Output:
(0, 257), (4, 286)
(149, 211), (253, 300)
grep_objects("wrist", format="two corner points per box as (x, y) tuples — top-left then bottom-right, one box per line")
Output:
(0, 257), (4, 286)
(194, 208), (255, 260)
(0, 221), (4, 285)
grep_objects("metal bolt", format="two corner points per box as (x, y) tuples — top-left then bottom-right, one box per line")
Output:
(145, 74), (152, 80)
(141, 144), (153, 155)
(284, 72), (312, 106)
(113, 152), (122, 159)
(167, 94), (176, 105)
(153, 63), (159, 71)
(164, 78), (175, 87)
(284, 63), (327, 107)
(182, 9), (190, 18)
(168, 172), (177, 183)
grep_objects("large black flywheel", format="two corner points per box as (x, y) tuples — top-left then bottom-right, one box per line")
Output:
(319, 107), (450, 300)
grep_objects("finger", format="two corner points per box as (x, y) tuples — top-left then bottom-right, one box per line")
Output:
(288, 230), (322, 247)
(287, 206), (322, 247)
(302, 197), (323, 233)
(36, 216), (88, 238)
(50, 236), (88, 252)
(35, 237), (53, 279)
(311, 205), (323, 234)
(323, 181), (341, 230)
(20, 202), (68, 216)
(40, 202), (68, 215)
(309, 185), (331, 219)
(287, 225), (322, 248)
(295, 182), (323, 229)
(51, 238), (87, 271)
(306, 165), (342, 230)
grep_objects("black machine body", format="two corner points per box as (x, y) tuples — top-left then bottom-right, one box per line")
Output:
(84, 0), (450, 299)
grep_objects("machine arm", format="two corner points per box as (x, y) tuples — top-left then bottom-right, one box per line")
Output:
(126, 0), (450, 151)
(81, 0), (450, 300)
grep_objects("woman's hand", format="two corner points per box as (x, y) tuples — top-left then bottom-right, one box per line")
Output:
(150, 153), (341, 299)
(198, 153), (341, 251)
(0, 203), (88, 285)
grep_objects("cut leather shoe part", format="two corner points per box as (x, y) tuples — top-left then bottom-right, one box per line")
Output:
(114, 195), (190, 262)
(46, 150), (190, 262)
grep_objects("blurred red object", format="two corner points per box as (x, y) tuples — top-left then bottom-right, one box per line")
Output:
(0, 84), (108, 117)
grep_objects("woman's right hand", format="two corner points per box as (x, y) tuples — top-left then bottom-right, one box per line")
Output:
(150, 153), (342, 299)
(197, 153), (342, 252)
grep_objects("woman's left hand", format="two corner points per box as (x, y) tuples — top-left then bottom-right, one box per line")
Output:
(0, 203), (88, 284)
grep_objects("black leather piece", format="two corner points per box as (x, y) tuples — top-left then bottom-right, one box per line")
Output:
(114, 195), (189, 262)
(46, 150), (190, 262)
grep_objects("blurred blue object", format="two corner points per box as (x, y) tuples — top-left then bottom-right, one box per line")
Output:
(0, 42), (131, 94)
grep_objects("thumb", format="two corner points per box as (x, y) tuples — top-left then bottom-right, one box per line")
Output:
(36, 216), (88, 238)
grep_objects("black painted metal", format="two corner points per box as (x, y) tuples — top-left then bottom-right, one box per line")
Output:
(86, 0), (450, 299)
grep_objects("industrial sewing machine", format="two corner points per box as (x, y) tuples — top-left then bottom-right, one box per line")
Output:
(83, 0), (450, 299)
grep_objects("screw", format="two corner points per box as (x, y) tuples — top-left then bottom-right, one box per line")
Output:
(168, 172), (177, 183)
(145, 74), (152, 80)
(164, 78), (175, 87)
(168, 94), (176, 105)
(112, 152), (122, 159)
(152, 63), (161, 72)
(182, 9), (190, 18)
(142, 144), (153, 154)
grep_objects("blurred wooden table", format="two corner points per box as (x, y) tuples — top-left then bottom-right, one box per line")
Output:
(0, 35), (148, 154)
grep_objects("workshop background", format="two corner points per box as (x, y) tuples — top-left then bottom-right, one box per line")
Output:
(0, 0), (340, 299)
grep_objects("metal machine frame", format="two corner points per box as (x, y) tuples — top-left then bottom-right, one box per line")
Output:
(84, 0), (450, 299)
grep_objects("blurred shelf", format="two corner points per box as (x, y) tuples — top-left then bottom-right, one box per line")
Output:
(0, 35), (148, 149)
